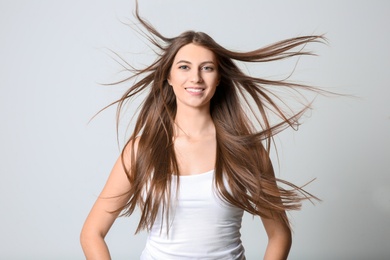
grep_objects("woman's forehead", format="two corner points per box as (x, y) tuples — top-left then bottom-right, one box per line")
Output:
(173, 43), (217, 64)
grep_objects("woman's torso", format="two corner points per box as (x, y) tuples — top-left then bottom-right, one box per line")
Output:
(140, 170), (245, 260)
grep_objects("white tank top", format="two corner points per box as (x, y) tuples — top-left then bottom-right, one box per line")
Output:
(140, 170), (245, 259)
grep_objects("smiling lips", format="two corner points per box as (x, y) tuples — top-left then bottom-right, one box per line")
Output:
(185, 87), (205, 94)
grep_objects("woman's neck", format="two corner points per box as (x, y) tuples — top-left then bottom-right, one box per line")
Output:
(174, 107), (215, 138)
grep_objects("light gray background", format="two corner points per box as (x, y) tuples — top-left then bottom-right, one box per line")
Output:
(1, 0), (389, 259)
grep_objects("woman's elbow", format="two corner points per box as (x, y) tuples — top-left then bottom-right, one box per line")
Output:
(80, 225), (102, 251)
(80, 227), (91, 251)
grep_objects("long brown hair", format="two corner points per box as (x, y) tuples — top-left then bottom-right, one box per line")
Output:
(110, 2), (325, 233)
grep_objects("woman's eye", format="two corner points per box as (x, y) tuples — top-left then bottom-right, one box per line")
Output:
(202, 66), (214, 71)
(179, 65), (189, 70)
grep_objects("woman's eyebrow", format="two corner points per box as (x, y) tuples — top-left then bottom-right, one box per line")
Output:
(175, 60), (215, 65)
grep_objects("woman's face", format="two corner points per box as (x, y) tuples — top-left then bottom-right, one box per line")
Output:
(168, 43), (220, 111)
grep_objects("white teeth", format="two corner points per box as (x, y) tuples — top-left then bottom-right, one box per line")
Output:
(186, 88), (203, 93)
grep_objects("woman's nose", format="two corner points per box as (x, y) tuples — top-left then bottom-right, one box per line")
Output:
(190, 70), (203, 83)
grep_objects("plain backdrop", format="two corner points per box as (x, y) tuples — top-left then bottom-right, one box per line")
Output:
(1, 0), (389, 259)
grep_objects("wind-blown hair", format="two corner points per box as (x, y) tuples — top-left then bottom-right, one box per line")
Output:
(111, 4), (325, 233)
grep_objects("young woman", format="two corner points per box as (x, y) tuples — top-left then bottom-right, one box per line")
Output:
(80, 4), (324, 260)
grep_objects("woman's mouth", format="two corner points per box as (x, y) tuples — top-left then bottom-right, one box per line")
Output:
(185, 87), (205, 93)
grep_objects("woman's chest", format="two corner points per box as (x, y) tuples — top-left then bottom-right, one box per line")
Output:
(173, 136), (216, 175)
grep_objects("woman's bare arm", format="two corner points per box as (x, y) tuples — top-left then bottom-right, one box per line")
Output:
(260, 152), (292, 260)
(80, 143), (134, 259)
(261, 214), (292, 260)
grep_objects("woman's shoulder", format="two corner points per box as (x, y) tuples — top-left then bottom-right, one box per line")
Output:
(122, 136), (141, 166)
